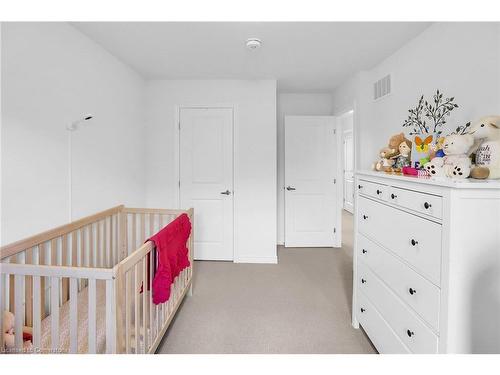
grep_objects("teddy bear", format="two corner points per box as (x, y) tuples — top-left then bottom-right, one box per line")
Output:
(3, 310), (33, 353)
(466, 116), (500, 179)
(424, 133), (474, 178)
(373, 147), (398, 171)
(373, 133), (407, 172)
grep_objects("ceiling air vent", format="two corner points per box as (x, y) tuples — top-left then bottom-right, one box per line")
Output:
(373, 74), (391, 100)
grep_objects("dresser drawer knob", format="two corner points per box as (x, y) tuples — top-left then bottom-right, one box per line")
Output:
(361, 278), (367, 284)
(407, 329), (415, 338)
(362, 249), (367, 254)
(376, 189), (382, 195)
(424, 202), (432, 209)
(391, 193), (397, 199)
(362, 215), (368, 220)
(409, 287), (417, 295)
(358, 184), (363, 189)
(360, 307), (366, 313)
(411, 239), (418, 246)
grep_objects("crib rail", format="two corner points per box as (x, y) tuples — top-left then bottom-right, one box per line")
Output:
(0, 205), (124, 260)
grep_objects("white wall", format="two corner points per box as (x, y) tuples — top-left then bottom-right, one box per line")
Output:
(1, 22), (146, 245)
(144, 80), (277, 263)
(333, 22), (500, 171)
(277, 93), (332, 244)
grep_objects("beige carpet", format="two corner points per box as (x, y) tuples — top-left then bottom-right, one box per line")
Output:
(157, 211), (376, 354)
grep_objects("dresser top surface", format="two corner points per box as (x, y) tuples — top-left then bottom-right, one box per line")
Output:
(356, 170), (500, 189)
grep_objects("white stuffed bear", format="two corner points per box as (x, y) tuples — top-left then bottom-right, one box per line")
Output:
(467, 116), (500, 179)
(3, 310), (33, 353)
(424, 133), (474, 178)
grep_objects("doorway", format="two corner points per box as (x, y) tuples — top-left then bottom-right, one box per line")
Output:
(179, 107), (234, 261)
(340, 111), (354, 214)
(342, 112), (354, 214)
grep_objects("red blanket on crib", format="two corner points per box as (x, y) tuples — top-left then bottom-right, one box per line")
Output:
(148, 213), (191, 305)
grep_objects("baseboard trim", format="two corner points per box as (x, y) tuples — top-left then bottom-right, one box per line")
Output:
(234, 256), (278, 264)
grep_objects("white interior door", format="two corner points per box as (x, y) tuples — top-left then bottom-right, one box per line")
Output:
(179, 107), (233, 261)
(284, 116), (340, 247)
(343, 130), (354, 213)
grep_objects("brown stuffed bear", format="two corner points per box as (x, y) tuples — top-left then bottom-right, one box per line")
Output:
(373, 133), (408, 172)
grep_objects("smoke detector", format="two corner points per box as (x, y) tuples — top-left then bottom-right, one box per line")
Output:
(246, 38), (262, 50)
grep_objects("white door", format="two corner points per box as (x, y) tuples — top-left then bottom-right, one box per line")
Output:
(284, 116), (340, 247)
(179, 107), (234, 261)
(343, 130), (354, 213)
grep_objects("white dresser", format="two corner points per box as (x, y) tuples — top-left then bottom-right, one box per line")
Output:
(353, 171), (500, 353)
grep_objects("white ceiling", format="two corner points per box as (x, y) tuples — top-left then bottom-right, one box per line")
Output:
(72, 22), (431, 92)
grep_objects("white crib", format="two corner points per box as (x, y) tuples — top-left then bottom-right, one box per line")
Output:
(0, 205), (194, 354)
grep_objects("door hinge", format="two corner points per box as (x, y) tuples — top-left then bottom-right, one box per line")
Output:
(333, 129), (336, 135)
(178, 180), (180, 188)
(178, 121), (181, 130)
(334, 178), (336, 184)
(333, 227), (336, 234)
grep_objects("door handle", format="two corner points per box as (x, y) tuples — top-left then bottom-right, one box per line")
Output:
(286, 186), (296, 191)
(220, 190), (231, 195)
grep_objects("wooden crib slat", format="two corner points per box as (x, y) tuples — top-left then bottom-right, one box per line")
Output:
(149, 213), (154, 239)
(69, 278), (78, 353)
(72, 232), (78, 267)
(0, 273), (5, 350)
(118, 213), (124, 261)
(102, 220), (106, 267)
(125, 270), (131, 354)
(80, 227), (86, 267)
(132, 214), (137, 250)
(88, 278), (97, 354)
(111, 216), (115, 265)
(149, 247), (154, 339)
(97, 221), (102, 268)
(25, 249), (33, 327)
(33, 275), (41, 350)
(110, 216), (114, 266)
(61, 235), (69, 303)
(142, 257), (147, 352)
(9, 257), (15, 315)
(89, 224), (95, 268)
(140, 214), (146, 244)
(14, 274), (24, 350)
(115, 214), (119, 263)
(50, 239), (57, 266)
(134, 264), (139, 354)
(50, 276), (60, 351)
(38, 243), (47, 319)
(105, 279), (115, 353)
(107, 218), (112, 267)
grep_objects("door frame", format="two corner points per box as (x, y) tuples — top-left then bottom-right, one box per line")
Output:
(334, 103), (361, 329)
(174, 104), (236, 260)
(336, 106), (356, 211)
(283, 115), (343, 248)
(342, 126), (354, 214)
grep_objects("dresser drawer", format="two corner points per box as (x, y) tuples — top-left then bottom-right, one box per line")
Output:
(358, 179), (388, 201)
(357, 262), (439, 353)
(388, 187), (443, 220)
(357, 234), (441, 331)
(357, 291), (410, 354)
(357, 196), (442, 286)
